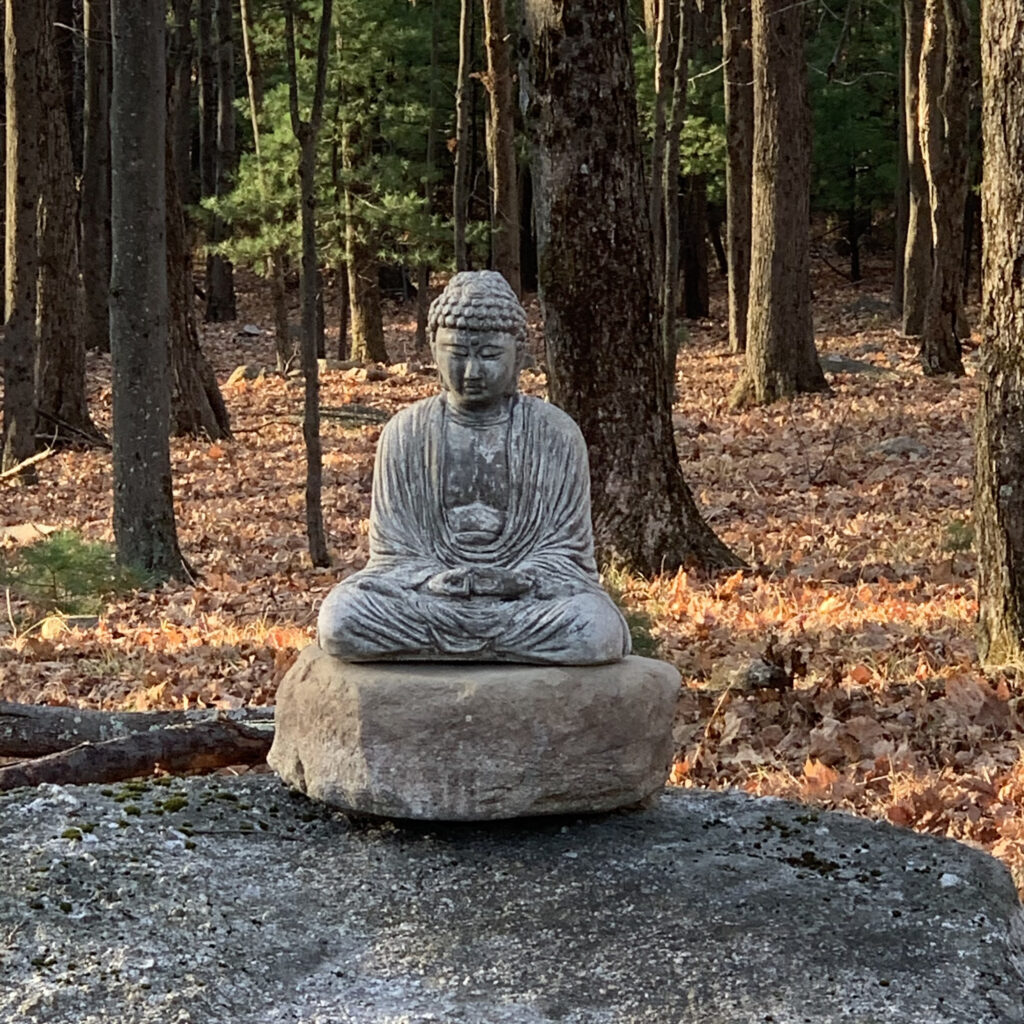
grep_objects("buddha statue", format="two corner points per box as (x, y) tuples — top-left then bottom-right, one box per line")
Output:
(317, 270), (630, 665)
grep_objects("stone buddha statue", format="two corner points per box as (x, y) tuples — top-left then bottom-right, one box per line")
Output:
(317, 270), (630, 665)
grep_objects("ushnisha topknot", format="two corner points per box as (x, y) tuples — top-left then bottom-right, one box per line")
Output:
(427, 271), (528, 352)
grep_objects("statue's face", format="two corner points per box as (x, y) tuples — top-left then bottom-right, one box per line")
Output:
(433, 327), (519, 412)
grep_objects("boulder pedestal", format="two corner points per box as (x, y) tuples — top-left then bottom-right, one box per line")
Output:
(268, 645), (680, 820)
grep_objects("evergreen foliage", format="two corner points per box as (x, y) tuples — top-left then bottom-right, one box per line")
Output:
(0, 531), (142, 617)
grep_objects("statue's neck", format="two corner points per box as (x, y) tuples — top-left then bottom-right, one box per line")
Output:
(444, 394), (513, 427)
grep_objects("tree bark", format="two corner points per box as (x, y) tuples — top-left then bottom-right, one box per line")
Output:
(0, 718), (272, 790)
(482, 0), (520, 295)
(2, 0), (41, 475)
(81, 0), (112, 354)
(110, 0), (188, 581)
(452, 0), (472, 270)
(0, 701), (274, 758)
(902, 0), (931, 336)
(204, 0), (236, 322)
(661, 0), (689, 379)
(36, 0), (97, 447)
(342, 111), (387, 364)
(168, 0), (193, 203)
(649, 0), (672, 295)
(916, 0), (968, 376)
(892, 0), (909, 317)
(681, 174), (709, 319)
(197, 0), (216, 197)
(167, 144), (232, 440)
(524, 0), (740, 574)
(974, 0), (1024, 667)
(722, 0), (753, 354)
(284, 0), (331, 569)
(732, 0), (827, 408)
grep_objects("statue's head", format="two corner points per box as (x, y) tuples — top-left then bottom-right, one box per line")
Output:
(427, 272), (528, 412)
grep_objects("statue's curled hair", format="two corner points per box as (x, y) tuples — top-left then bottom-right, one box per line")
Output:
(427, 271), (528, 360)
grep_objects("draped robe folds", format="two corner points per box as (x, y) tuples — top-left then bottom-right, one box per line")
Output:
(317, 393), (631, 664)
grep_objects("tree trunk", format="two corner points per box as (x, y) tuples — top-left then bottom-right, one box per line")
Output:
(0, 701), (274, 758)
(649, 0), (672, 294)
(204, 0), (236, 322)
(342, 111), (387, 364)
(2, 0), (42, 476)
(732, 0), (827, 408)
(239, 0), (290, 371)
(682, 174), (710, 319)
(110, 0), (187, 581)
(0, 718), (272, 790)
(974, 0), (1024, 667)
(284, 0), (331, 569)
(167, 145), (231, 440)
(81, 0), (112, 354)
(197, 0), (216, 197)
(452, 0), (472, 270)
(36, 0), (98, 447)
(661, 0), (689, 381)
(168, 0), (193, 203)
(721, 0), (753, 355)
(482, 0), (520, 295)
(902, 0), (931, 336)
(524, 0), (740, 574)
(916, 0), (968, 376)
(892, 0), (909, 317)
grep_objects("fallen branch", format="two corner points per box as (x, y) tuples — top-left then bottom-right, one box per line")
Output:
(0, 447), (57, 482)
(0, 717), (274, 791)
(0, 701), (275, 758)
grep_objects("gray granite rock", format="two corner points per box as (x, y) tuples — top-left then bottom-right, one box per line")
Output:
(268, 645), (680, 819)
(1, 777), (1020, 1024)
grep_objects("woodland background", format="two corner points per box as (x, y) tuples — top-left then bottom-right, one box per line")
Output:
(2, 0), (1024, 894)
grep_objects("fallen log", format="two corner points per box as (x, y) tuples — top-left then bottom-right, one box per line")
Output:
(0, 717), (274, 791)
(0, 701), (275, 758)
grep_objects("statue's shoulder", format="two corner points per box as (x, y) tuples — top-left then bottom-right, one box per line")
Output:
(380, 393), (442, 440)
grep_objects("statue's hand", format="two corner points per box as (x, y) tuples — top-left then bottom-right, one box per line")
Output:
(468, 567), (533, 599)
(425, 567), (473, 597)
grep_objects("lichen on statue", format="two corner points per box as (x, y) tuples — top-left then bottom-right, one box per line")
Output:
(317, 270), (630, 665)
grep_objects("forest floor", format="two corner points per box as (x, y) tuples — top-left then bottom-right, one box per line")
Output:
(3, 264), (1023, 894)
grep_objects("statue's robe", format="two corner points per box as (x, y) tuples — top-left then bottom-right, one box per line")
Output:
(317, 393), (630, 664)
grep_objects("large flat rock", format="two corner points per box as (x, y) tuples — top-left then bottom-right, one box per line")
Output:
(1, 777), (1021, 1023)
(268, 647), (680, 819)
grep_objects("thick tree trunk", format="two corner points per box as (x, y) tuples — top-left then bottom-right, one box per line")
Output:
(975, 0), (1024, 667)
(36, 0), (97, 446)
(284, 0), (331, 569)
(0, 701), (274, 758)
(524, 0), (739, 574)
(661, 0), (689, 379)
(2, 0), (41, 475)
(902, 0), (931, 336)
(197, 0), (216, 197)
(110, 0), (187, 581)
(168, 0), (194, 203)
(81, 0), (112, 354)
(722, 0), (753, 355)
(916, 0), (968, 376)
(0, 718), (272, 790)
(204, 0), (236, 323)
(732, 0), (827, 408)
(482, 0), (520, 295)
(453, 0), (472, 271)
(167, 148), (231, 440)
